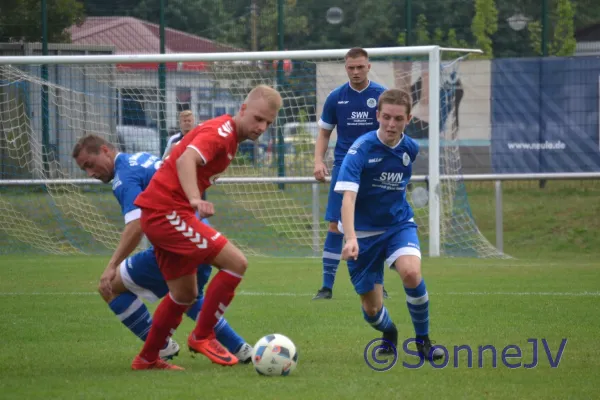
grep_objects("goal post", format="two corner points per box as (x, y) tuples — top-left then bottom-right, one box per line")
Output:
(0, 46), (505, 258)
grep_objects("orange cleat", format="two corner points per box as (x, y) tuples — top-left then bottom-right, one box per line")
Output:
(188, 333), (239, 366)
(131, 355), (185, 371)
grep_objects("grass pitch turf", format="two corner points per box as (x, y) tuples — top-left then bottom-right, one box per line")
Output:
(0, 255), (598, 399)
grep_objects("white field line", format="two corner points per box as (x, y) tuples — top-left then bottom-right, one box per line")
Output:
(0, 291), (599, 297)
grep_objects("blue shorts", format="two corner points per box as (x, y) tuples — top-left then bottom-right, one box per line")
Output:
(119, 248), (213, 302)
(325, 164), (342, 222)
(347, 222), (422, 295)
(119, 218), (213, 302)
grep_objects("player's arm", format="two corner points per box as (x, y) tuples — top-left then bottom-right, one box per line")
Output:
(108, 219), (143, 268)
(334, 143), (365, 260)
(176, 134), (219, 217)
(314, 91), (337, 182)
(314, 128), (333, 182)
(99, 183), (145, 297)
(162, 135), (177, 159)
(340, 191), (358, 241)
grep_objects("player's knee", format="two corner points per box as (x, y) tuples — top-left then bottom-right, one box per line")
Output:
(229, 253), (248, 275)
(171, 289), (198, 305)
(362, 303), (380, 317)
(396, 259), (422, 287)
(328, 221), (340, 233)
(97, 285), (116, 303)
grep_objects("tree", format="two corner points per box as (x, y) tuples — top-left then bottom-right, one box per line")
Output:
(528, 0), (576, 56)
(414, 14), (431, 45)
(551, 0), (576, 55)
(131, 0), (308, 51)
(471, 0), (498, 59)
(0, 0), (84, 42)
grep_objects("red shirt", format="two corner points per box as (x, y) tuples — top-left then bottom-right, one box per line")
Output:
(135, 114), (238, 211)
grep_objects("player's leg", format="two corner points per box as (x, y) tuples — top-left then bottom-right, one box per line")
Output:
(133, 271), (197, 371)
(99, 261), (153, 345)
(188, 240), (246, 365)
(185, 264), (252, 363)
(314, 165), (343, 300)
(115, 249), (181, 359)
(387, 224), (443, 361)
(348, 235), (397, 350)
(132, 208), (216, 370)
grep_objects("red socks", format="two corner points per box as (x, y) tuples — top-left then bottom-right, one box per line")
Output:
(193, 270), (242, 340)
(139, 293), (188, 362)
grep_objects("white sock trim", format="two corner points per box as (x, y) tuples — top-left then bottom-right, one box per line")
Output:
(222, 269), (243, 279)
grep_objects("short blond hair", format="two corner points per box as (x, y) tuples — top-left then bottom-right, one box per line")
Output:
(72, 134), (114, 158)
(179, 110), (193, 118)
(245, 85), (283, 111)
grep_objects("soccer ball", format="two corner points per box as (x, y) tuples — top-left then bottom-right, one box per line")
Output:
(251, 333), (298, 376)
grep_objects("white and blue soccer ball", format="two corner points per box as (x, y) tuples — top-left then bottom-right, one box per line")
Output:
(251, 333), (298, 376)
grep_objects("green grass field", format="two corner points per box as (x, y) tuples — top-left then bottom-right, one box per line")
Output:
(0, 255), (599, 399)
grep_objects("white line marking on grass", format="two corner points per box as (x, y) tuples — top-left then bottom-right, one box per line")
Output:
(444, 291), (600, 297)
(0, 292), (97, 296)
(1, 291), (599, 297)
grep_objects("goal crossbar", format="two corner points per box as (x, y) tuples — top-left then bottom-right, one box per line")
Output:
(0, 46), (483, 65)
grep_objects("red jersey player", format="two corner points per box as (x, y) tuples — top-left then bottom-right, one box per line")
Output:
(131, 85), (282, 370)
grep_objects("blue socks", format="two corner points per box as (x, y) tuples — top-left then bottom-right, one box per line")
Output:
(109, 292), (152, 341)
(110, 290), (246, 354)
(214, 317), (246, 353)
(185, 296), (245, 353)
(404, 279), (429, 336)
(363, 305), (396, 333)
(322, 231), (343, 289)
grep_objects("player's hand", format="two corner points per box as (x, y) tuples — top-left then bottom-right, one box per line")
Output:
(191, 199), (215, 218)
(314, 161), (329, 182)
(98, 266), (117, 299)
(342, 238), (359, 261)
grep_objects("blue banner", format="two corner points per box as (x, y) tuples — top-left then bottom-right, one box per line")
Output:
(491, 57), (600, 173)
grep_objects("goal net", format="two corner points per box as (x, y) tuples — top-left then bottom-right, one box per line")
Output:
(0, 47), (505, 258)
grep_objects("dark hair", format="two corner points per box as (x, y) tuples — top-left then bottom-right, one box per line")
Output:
(345, 47), (369, 60)
(377, 89), (412, 115)
(71, 134), (114, 158)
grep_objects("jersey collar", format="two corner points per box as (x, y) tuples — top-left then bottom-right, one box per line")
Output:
(348, 80), (371, 94)
(376, 129), (404, 149)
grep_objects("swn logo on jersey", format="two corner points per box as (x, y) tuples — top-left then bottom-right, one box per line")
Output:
(351, 111), (369, 119)
(218, 120), (234, 137)
(379, 172), (404, 183)
(165, 211), (208, 249)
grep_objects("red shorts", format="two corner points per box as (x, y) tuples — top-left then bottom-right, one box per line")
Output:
(140, 208), (229, 281)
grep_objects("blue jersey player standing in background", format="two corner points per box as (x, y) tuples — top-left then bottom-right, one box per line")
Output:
(72, 134), (252, 363)
(335, 89), (444, 361)
(313, 47), (388, 300)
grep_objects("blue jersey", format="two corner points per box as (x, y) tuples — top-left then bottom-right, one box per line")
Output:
(112, 152), (162, 224)
(319, 81), (386, 165)
(334, 130), (419, 232)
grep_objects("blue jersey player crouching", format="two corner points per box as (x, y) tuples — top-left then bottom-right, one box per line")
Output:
(313, 47), (388, 300)
(72, 135), (252, 362)
(334, 89), (444, 361)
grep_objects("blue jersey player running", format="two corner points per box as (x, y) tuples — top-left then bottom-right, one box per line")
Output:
(313, 47), (387, 300)
(72, 134), (252, 362)
(334, 89), (444, 361)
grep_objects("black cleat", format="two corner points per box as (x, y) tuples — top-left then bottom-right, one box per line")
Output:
(376, 323), (398, 356)
(312, 287), (332, 300)
(416, 335), (445, 361)
(383, 287), (390, 299)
